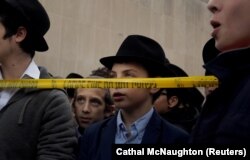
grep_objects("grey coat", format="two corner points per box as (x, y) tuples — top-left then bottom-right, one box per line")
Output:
(0, 67), (77, 160)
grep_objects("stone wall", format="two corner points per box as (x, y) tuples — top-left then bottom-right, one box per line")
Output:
(36, 0), (211, 77)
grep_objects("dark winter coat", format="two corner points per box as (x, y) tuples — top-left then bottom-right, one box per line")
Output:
(77, 110), (189, 160)
(0, 67), (77, 160)
(191, 47), (250, 144)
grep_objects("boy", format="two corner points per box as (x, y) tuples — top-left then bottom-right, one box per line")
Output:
(0, 1), (77, 159)
(77, 35), (189, 160)
(154, 63), (204, 133)
(191, 0), (250, 144)
(72, 75), (114, 135)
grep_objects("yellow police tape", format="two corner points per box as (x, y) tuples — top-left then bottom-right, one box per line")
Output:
(0, 76), (218, 89)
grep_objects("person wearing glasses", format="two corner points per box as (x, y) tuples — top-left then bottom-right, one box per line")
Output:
(154, 64), (204, 133)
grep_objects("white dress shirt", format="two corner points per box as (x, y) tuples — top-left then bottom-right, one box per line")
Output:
(0, 60), (40, 110)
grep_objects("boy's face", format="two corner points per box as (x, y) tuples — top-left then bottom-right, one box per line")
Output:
(110, 62), (159, 111)
(74, 88), (106, 129)
(208, 0), (250, 52)
(154, 91), (171, 114)
(0, 23), (12, 61)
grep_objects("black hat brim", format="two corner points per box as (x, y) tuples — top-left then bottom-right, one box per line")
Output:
(35, 37), (49, 52)
(202, 38), (220, 64)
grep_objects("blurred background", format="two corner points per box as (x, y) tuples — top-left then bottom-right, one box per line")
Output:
(36, 0), (211, 77)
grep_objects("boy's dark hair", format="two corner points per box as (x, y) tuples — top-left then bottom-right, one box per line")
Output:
(0, 2), (35, 57)
(90, 67), (111, 78)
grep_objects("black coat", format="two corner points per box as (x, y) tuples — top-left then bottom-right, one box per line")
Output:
(191, 47), (250, 144)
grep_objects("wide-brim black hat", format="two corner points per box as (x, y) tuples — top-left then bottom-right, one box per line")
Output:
(202, 38), (220, 64)
(202, 38), (221, 75)
(4, 0), (50, 52)
(100, 35), (174, 76)
(164, 63), (204, 110)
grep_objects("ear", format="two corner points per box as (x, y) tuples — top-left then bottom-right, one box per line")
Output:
(150, 76), (161, 94)
(168, 96), (179, 109)
(14, 26), (27, 43)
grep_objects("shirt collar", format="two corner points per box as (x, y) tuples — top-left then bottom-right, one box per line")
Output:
(116, 108), (154, 135)
(21, 60), (40, 79)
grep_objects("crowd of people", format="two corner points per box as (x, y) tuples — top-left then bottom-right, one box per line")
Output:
(0, 0), (249, 160)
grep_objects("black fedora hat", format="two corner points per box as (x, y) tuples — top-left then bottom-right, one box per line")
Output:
(202, 38), (221, 75)
(164, 63), (204, 110)
(4, 0), (50, 52)
(202, 38), (220, 64)
(100, 35), (173, 76)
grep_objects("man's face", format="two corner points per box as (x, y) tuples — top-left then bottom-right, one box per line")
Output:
(208, 0), (250, 52)
(74, 88), (106, 129)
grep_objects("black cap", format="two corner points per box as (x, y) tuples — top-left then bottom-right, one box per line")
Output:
(4, 0), (50, 52)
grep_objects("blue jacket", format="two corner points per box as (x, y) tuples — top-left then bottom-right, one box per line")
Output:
(191, 47), (250, 144)
(77, 109), (189, 160)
